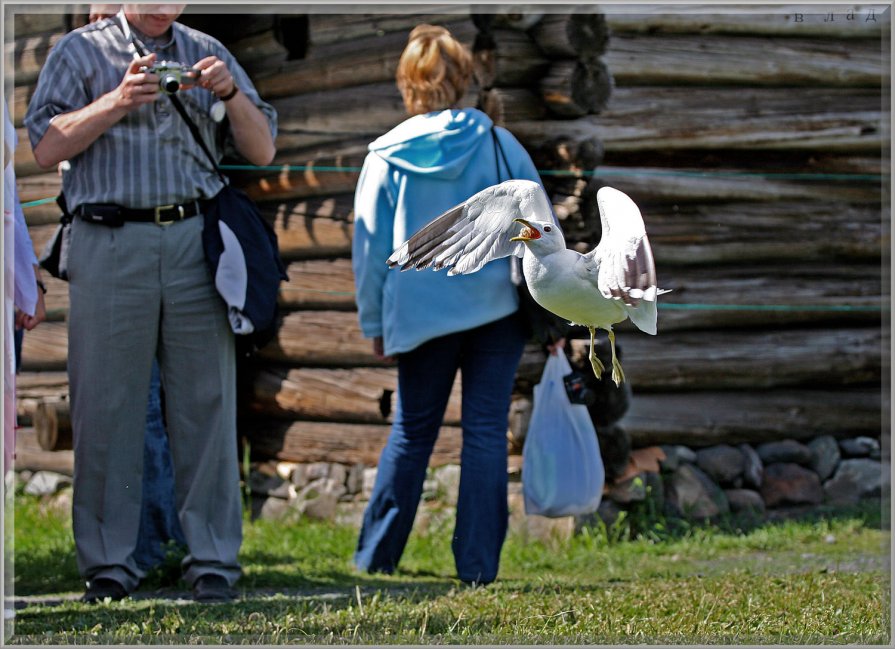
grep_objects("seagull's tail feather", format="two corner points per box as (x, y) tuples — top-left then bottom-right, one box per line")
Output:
(625, 299), (658, 335)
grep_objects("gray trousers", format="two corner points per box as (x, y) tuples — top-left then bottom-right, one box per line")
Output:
(67, 214), (242, 591)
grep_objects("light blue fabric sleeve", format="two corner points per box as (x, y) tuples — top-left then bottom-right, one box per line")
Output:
(352, 152), (395, 339)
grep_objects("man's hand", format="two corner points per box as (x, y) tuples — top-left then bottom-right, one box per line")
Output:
(112, 54), (161, 110)
(189, 55), (276, 166)
(192, 56), (236, 99)
(32, 53), (160, 168)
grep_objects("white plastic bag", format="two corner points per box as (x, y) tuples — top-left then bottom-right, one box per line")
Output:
(522, 348), (605, 517)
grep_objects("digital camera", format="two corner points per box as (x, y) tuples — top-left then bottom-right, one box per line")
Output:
(143, 61), (201, 94)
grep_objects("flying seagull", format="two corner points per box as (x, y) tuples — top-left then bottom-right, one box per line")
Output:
(387, 179), (666, 386)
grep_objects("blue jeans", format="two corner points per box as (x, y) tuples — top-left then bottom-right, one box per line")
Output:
(354, 313), (526, 584)
(132, 360), (186, 571)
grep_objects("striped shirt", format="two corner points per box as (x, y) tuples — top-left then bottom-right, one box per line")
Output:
(24, 14), (277, 211)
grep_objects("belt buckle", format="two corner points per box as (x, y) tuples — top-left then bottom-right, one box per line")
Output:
(154, 204), (184, 226)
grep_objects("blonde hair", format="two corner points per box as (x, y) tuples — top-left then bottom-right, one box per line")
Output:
(396, 24), (473, 116)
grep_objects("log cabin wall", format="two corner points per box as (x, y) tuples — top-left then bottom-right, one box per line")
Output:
(9, 5), (890, 472)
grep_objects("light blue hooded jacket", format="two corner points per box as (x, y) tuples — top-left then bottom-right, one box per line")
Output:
(352, 107), (544, 356)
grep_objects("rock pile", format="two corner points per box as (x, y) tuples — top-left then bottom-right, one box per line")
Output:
(18, 434), (887, 536)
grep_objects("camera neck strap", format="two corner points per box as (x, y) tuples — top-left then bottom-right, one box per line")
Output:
(118, 16), (227, 185)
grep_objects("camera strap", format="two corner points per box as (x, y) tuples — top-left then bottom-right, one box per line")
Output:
(118, 16), (227, 185)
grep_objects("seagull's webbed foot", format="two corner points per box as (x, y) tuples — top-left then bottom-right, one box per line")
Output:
(606, 328), (625, 387)
(588, 326), (605, 379)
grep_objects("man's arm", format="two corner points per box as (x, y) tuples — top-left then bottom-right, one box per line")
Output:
(31, 53), (159, 169)
(192, 55), (275, 166)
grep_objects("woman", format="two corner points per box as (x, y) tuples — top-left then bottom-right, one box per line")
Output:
(351, 24), (553, 585)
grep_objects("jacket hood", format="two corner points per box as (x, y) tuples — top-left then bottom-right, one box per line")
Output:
(369, 107), (493, 180)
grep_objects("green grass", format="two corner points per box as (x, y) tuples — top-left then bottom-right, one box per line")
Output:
(5, 493), (891, 644)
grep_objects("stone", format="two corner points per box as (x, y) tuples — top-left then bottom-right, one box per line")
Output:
(760, 462), (823, 507)
(248, 469), (291, 499)
(823, 459), (889, 505)
(275, 462), (299, 481)
(297, 478), (346, 521)
(251, 495), (293, 521)
(659, 445), (697, 472)
(808, 435), (841, 482)
(305, 462), (330, 481)
(838, 436), (880, 459)
(665, 464), (729, 519)
(433, 464), (461, 506)
(738, 443), (763, 489)
(724, 488), (765, 514)
(329, 463), (348, 488)
(345, 463), (365, 495)
(508, 492), (574, 544)
(696, 444), (745, 485)
(23, 471), (71, 496)
(607, 472), (647, 504)
(290, 464), (309, 489)
(756, 440), (813, 466)
(362, 467), (378, 499)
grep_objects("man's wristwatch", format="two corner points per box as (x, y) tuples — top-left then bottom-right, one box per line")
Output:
(219, 83), (239, 102)
(36, 279), (47, 294)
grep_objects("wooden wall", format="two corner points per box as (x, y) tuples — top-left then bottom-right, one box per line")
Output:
(8, 5), (889, 468)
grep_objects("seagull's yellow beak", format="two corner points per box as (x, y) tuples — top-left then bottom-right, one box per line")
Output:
(510, 218), (541, 242)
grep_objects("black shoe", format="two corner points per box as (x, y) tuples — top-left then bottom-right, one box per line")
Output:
(192, 574), (234, 603)
(82, 577), (128, 603)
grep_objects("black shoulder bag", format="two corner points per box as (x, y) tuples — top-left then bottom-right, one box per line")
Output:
(166, 89), (288, 353)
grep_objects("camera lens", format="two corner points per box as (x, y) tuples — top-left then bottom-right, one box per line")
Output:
(160, 74), (181, 94)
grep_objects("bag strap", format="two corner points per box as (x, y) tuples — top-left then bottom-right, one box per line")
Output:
(491, 126), (512, 183)
(121, 17), (227, 184)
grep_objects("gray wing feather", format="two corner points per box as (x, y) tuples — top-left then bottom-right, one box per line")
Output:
(592, 187), (659, 306)
(387, 182), (527, 275)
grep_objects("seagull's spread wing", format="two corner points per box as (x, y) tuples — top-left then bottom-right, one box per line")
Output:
(591, 186), (659, 307)
(387, 180), (537, 276)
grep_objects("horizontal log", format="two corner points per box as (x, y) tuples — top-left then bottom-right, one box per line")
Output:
(654, 263), (883, 330)
(250, 367), (463, 425)
(245, 419), (464, 467)
(177, 12), (277, 41)
(622, 387), (885, 448)
(258, 195), (354, 259)
(280, 258), (355, 310)
(643, 200), (884, 264)
(568, 326), (883, 391)
(471, 11), (545, 32)
(604, 6), (887, 38)
(473, 29), (551, 88)
(255, 21), (475, 99)
(596, 86), (883, 153)
(34, 398), (72, 452)
(14, 125), (42, 178)
(529, 11), (610, 58)
(15, 371), (70, 426)
(604, 33), (884, 87)
(19, 320), (67, 372)
(14, 427), (74, 476)
(10, 13), (68, 39)
(16, 171), (60, 205)
(270, 82), (406, 150)
(225, 29), (289, 76)
(258, 311), (377, 367)
(479, 87), (547, 125)
(307, 11), (465, 49)
(5, 32), (63, 87)
(540, 58), (614, 117)
(591, 164), (881, 204)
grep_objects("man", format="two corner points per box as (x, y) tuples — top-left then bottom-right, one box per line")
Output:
(25, 4), (277, 603)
